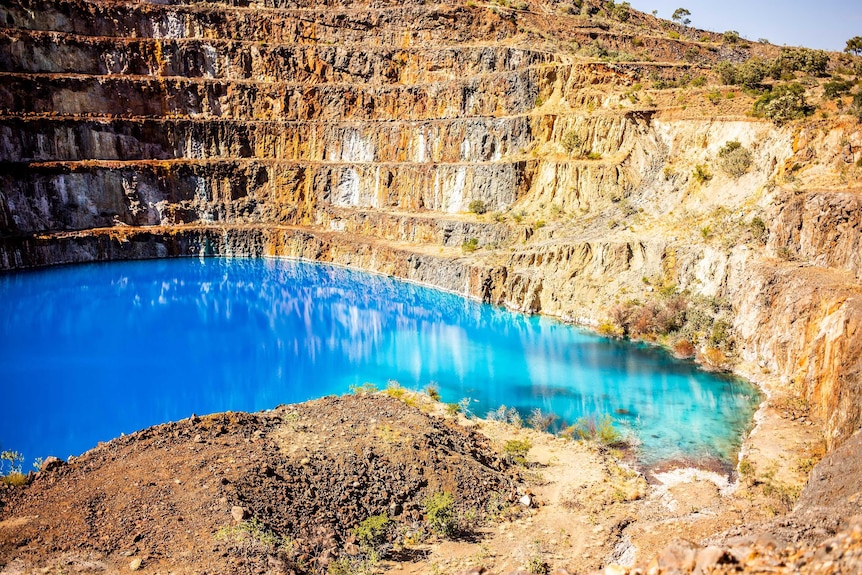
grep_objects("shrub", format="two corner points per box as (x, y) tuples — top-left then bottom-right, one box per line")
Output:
(715, 62), (737, 85)
(723, 30), (740, 44)
(692, 164), (713, 184)
(527, 408), (557, 432)
(750, 216), (768, 244)
(425, 384), (441, 402)
(384, 380), (406, 400)
(717, 140), (753, 178)
(487, 405), (523, 427)
(563, 414), (623, 446)
(673, 339), (696, 358)
(445, 403), (461, 416)
(753, 83), (814, 125)
(610, 1), (631, 22)
(468, 199), (487, 215)
(349, 382), (378, 395)
(586, 151), (602, 160)
(424, 492), (457, 538)
(701, 347), (728, 368)
(462, 238), (480, 253)
(824, 79), (854, 99)
(597, 320), (624, 338)
(353, 514), (390, 551)
(773, 47), (829, 76)
(503, 439), (532, 464)
(561, 130), (582, 155)
(851, 92), (862, 122)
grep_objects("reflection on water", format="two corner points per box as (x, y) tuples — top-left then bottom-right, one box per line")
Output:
(0, 258), (760, 468)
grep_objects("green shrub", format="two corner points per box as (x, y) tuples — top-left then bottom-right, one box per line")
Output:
(692, 164), (713, 184)
(424, 492), (457, 538)
(753, 83), (814, 125)
(468, 199), (487, 215)
(586, 151), (602, 160)
(561, 130), (582, 155)
(353, 514), (390, 551)
(851, 92), (862, 122)
(503, 439), (532, 464)
(445, 403), (461, 416)
(773, 47), (830, 77)
(718, 140), (753, 178)
(384, 380), (406, 399)
(723, 30), (740, 44)
(462, 238), (480, 253)
(349, 382), (378, 395)
(824, 79), (854, 99)
(563, 414), (623, 446)
(426, 384), (441, 402)
(750, 217), (768, 244)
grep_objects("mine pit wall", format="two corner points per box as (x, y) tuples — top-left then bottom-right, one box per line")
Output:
(3, 0), (862, 457)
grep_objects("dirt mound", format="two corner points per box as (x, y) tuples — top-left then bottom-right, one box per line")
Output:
(0, 395), (521, 574)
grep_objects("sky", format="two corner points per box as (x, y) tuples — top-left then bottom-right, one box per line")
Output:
(626, 0), (862, 52)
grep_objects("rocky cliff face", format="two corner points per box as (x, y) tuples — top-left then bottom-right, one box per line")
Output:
(1, 0), (861, 451)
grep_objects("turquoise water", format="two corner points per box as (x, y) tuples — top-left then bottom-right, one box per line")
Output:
(0, 258), (760, 469)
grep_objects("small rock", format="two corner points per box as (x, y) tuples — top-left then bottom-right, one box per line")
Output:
(604, 565), (628, 575)
(39, 456), (64, 472)
(231, 506), (248, 522)
(300, 457), (310, 466)
(129, 558), (142, 571)
(193, 434), (203, 443)
(657, 540), (698, 571)
(695, 546), (734, 572)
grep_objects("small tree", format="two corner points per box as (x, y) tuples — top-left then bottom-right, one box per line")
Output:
(672, 7), (691, 26)
(845, 36), (862, 56)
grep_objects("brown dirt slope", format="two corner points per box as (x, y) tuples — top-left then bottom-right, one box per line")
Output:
(0, 395), (520, 574)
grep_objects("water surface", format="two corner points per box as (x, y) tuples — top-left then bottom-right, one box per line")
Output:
(0, 258), (760, 468)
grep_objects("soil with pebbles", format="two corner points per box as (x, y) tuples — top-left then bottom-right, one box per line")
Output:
(0, 395), (522, 574)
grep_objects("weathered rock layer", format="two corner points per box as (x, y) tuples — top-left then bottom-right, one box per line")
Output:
(1, 0), (861, 452)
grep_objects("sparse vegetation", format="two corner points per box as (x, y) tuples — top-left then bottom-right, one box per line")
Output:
(462, 237), (480, 253)
(350, 382), (379, 395)
(561, 130), (582, 155)
(753, 83), (814, 125)
(353, 514), (391, 552)
(487, 405), (524, 427)
(425, 384), (441, 401)
(562, 414), (624, 446)
(468, 199), (487, 215)
(524, 540), (551, 574)
(750, 216), (768, 244)
(503, 439), (532, 464)
(423, 491), (458, 538)
(717, 140), (753, 178)
(1, 450), (26, 486)
(692, 163), (713, 184)
(527, 408), (557, 432)
(722, 30), (740, 44)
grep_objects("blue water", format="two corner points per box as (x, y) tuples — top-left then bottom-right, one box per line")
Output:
(0, 258), (760, 469)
